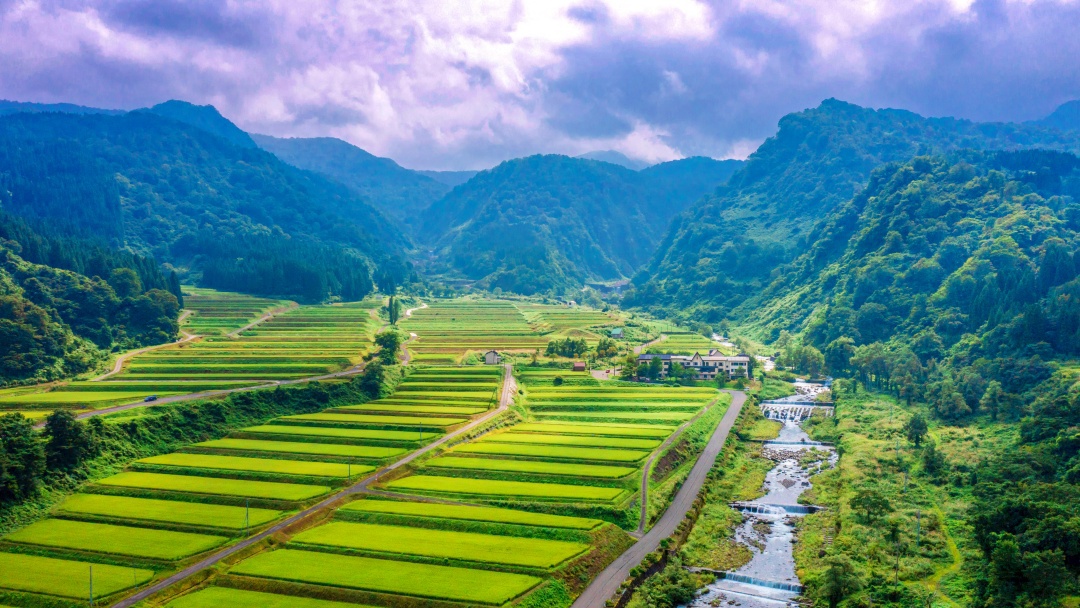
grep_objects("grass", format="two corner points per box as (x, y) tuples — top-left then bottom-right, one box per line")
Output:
(512, 422), (674, 438)
(57, 494), (282, 529)
(194, 438), (405, 459)
(455, 442), (650, 462)
(427, 456), (636, 479)
(486, 432), (661, 449)
(167, 587), (378, 608)
(137, 453), (368, 478)
(281, 413), (464, 427)
(241, 425), (432, 441)
(292, 521), (588, 568)
(231, 549), (542, 604)
(0, 552), (154, 598)
(385, 475), (626, 502)
(340, 500), (602, 529)
(4, 519), (227, 560)
(97, 472), (331, 501)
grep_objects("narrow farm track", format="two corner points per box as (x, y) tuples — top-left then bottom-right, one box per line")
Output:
(111, 364), (516, 608)
(634, 333), (668, 355)
(571, 390), (747, 608)
(226, 301), (299, 338)
(91, 311), (198, 381)
(633, 394), (725, 536)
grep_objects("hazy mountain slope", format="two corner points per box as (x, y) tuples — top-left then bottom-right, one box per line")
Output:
(1032, 99), (1080, 132)
(0, 100), (124, 116)
(575, 150), (649, 170)
(252, 134), (450, 229)
(420, 154), (741, 294)
(144, 100), (257, 149)
(0, 111), (409, 302)
(417, 170), (479, 187)
(627, 99), (1080, 320)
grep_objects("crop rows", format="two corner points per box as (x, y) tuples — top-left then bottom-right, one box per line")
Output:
(0, 366), (502, 604)
(648, 330), (734, 355)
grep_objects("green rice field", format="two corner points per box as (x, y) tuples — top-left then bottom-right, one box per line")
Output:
(241, 424), (433, 442)
(4, 519), (227, 560)
(292, 521), (588, 568)
(282, 413), (464, 427)
(340, 500), (602, 529)
(194, 438), (406, 459)
(137, 453), (366, 478)
(168, 587), (377, 608)
(231, 549), (542, 604)
(533, 411), (695, 421)
(484, 431), (662, 449)
(0, 553), (153, 598)
(454, 442), (650, 462)
(337, 403), (487, 415)
(56, 494), (282, 529)
(511, 421), (675, 438)
(427, 456), (636, 478)
(385, 475), (626, 502)
(97, 472), (331, 501)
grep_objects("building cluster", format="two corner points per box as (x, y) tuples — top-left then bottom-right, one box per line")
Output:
(637, 350), (751, 380)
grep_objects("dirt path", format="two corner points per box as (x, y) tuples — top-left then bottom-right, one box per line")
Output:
(226, 301), (299, 338)
(91, 311), (198, 381)
(112, 364), (516, 608)
(633, 394), (726, 536)
(634, 333), (668, 355)
(571, 390), (747, 608)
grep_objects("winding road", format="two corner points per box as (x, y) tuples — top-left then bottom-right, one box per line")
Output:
(91, 311), (198, 381)
(634, 333), (668, 355)
(226, 301), (299, 338)
(113, 364), (516, 608)
(571, 390), (747, 608)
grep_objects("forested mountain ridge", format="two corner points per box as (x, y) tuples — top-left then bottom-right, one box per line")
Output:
(252, 134), (451, 230)
(627, 99), (1080, 321)
(420, 154), (742, 294)
(0, 213), (181, 384)
(0, 110), (411, 302)
(144, 100), (258, 149)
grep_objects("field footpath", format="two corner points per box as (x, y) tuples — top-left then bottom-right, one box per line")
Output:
(91, 310), (198, 381)
(111, 364), (517, 608)
(633, 394), (725, 536)
(570, 390), (747, 608)
(634, 333), (668, 355)
(226, 300), (299, 337)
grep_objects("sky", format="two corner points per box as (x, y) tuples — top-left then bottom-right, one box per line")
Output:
(1, 0), (1078, 170)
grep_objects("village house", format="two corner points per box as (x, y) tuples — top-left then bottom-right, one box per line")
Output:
(610, 327), (624, 339)
(484, 350), (501, 365)
(637, 349), (750, 380)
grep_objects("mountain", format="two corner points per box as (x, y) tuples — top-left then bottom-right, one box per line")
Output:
(417, 170), (479, 187)
(144, 100), (257, 149)
(576, 150), (649, 170)
(1032, 99), (1080, 132)
(0, 100), (124, 116)
(0, 212), (181, 384)
(627, 99), (1080, 321)
(0, 111), (409, 303)
(419, 154), (741, 294)
(252, 134), (450, 229)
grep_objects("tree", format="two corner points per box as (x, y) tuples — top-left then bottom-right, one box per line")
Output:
(979, 380), (1004, 420)
(669, 361), (687, 381)
(43, 410), (96, 470)
(921, 442), (947, 478)
(824, 337), (856, 376)
(619, 353), (639, 380)
(0, 413), (45, 502)
(108, 267), (143, 299)
(906, 413), (928, 447)
(386, 295), (401, 325)
(821, 555), (862, 608)
(359, 359), (385, 397)
(850, 488), (891, 522)
(646, 357), (663, 381)
(374, 330), (403, 364)
(595, 337), (618, 358)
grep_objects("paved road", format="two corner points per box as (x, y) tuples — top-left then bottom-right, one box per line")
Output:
(571, 390), (747, 608)
(226, 301), (299, 338)
(632, 395), (725, 536)
(113, 364), (516, 608)
(92, 312), (199, 381)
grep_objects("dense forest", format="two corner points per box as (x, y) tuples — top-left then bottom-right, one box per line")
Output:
(0, 105), (411, 303)
(626, 99), (1080, 321)
(420, 154), (741, 294)
(0, 213), (181, 383)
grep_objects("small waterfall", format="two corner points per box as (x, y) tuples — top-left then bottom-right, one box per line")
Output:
(719, 572), (804, 594)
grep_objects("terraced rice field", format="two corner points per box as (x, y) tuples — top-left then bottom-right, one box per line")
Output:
(96, 472), (332, 501)
(427, 455), (636, 478)
(0, 553), (153, 599)
(292, 521), (588, 568)
(193, 438), (406, 459)
(238, 424), (429, 442)
(231, 549), (542, 605)
(385, 475), (628, 501)
(57, 494), (282, 529)
(180, 287), (292, 336)
(340, 499), (603, 529)
(136, 453), (367, 478)
(402, 299), (547, 363)
(4, 519), (227, 560)
(648, 330), (733, 355)
(168, 587), (376, 608)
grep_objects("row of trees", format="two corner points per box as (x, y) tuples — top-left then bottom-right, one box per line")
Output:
(0, 411), (97, 503)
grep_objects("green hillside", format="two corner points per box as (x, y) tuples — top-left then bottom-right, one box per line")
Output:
(627, 99), (1080, 320)
(252, 134), (450, 230)
(0, 111), (410, 302)
(421, 154), (741, 294)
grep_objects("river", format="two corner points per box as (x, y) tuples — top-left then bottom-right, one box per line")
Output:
(684, 390), (837, 608)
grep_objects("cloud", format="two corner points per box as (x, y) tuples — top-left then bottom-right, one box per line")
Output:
(0, 0), (1077, 169)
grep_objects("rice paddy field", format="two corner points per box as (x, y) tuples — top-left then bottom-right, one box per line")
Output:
(647, 330), (735, 355)
(180, 287), (292, 336)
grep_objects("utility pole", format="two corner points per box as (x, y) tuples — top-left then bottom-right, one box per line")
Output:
(245, 498), (250, 532)
(915, 510), (921, 549)
(89, 565), (93, 607)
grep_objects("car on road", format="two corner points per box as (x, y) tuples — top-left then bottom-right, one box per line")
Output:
(143, 395), (158, 402)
